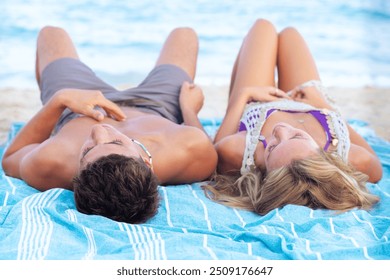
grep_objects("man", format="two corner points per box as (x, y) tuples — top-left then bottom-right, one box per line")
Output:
(2, 26), (217, 224)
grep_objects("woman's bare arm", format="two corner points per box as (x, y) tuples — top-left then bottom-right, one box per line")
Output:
(215, 133), (246, 174)
(213, 90), (249, 143)
(214, 86), (290, 144)
(348, 144), (382, 183)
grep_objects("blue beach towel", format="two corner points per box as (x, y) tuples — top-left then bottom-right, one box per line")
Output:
(0, 119), (389, 260)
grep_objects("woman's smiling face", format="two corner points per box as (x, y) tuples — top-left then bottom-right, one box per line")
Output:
(263, 122), (320, 171)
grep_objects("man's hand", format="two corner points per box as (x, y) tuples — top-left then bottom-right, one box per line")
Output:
(178, 81), (207, 132)
(179, 81), (204, 115)
(55, 88), (126, 121)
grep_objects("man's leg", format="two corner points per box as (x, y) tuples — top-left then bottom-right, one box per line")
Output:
(155, 27), (198, 80)
(35, 26), (79, 87)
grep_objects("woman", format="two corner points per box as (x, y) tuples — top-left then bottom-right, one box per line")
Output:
(204, 19), (382, 215)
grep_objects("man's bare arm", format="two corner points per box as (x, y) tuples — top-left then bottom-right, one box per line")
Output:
(2, 93), (65, 178)
(2, 88), (126, 179)
(179, 82), (206, 132)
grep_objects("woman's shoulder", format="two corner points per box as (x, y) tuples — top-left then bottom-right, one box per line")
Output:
(215, 133), (246, 174)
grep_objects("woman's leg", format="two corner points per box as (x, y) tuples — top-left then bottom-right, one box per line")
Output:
(213, 19), (278, 142)
(229, 19), (278, 101)
(155, 27), (198, 80)
(35, 26), (79, 87)
(277, 27), (320, 92)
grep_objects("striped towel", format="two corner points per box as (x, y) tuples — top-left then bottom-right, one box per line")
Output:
(0, 119), (389, 260)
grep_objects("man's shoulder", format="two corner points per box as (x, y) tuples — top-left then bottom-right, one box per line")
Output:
(15, 139), (77, 190)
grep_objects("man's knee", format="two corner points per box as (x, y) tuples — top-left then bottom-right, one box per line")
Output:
(36, 26), (78, 74)
(170, 27), (198, 46)
(38, 26), (68, 43)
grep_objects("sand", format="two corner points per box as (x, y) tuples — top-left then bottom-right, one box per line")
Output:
(1, 85), (389, 146)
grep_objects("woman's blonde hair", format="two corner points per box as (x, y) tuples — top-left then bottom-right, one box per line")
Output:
(203, 150), (379, 214)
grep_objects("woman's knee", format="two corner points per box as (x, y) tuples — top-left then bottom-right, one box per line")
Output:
(278, 27), (302, 41)
(251, 19), (277, 34)
(244, 19), (278, 44)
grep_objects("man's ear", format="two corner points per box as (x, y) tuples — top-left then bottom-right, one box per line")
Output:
(142, 156), (153, 171)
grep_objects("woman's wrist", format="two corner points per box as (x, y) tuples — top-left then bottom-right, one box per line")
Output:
(229, 88), (251, 107)
(239, 87), (253, 101)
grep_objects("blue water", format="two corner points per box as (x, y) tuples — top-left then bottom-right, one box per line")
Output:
(1, 0), (389, 88)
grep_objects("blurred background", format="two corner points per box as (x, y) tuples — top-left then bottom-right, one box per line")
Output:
(0, 0), (389, 88)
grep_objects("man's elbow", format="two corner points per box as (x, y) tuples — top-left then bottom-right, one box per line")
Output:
(197, 136), (218, 170)
(188, 131), (218, 178)
(20, 155), (74, 191)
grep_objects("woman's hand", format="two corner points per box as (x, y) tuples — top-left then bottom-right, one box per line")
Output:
(179, 81), (204, 115)
(288, 86), (333, 109)
(213, 86), (289, 143)
(243, 86), (291, 102)
(54, 88), (126, 121)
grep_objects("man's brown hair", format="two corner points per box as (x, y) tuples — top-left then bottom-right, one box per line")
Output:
(73, 154), (160, 223)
